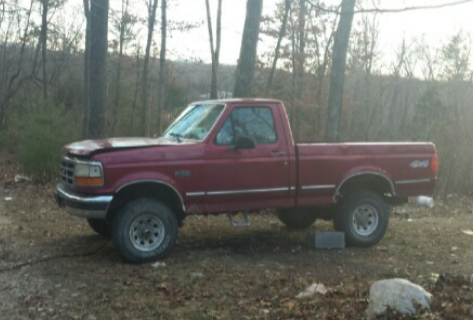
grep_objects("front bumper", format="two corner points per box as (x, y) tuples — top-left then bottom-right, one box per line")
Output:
(55, 183), (113, 219)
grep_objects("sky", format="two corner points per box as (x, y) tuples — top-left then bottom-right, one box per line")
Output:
(150, 0), (473, 67)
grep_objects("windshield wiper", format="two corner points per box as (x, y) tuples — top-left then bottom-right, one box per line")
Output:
(169, 133), (183, 143)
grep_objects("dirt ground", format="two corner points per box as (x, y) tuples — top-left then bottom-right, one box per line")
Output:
(1, 182), (473, 320)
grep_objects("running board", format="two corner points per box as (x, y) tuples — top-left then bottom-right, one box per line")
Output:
(227, 213), (251, 227)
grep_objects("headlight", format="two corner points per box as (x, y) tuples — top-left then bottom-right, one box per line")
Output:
(74, 162), (104, 186)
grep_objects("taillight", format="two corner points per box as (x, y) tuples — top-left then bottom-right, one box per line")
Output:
(431, 154), (438, 176)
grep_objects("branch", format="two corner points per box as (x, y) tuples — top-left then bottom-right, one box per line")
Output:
(307, 0), (473, 14)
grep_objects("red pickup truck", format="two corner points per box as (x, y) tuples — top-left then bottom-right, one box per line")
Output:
(56, 99), (437, 263)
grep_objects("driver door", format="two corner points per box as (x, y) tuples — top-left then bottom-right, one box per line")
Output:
(203, 104), (291, 213)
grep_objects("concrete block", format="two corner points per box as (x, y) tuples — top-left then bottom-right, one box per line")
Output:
(306, 231), (345, 249)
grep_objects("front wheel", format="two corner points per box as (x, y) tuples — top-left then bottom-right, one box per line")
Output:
(112, 199), (178, 264)
(334, 190), (390, 247)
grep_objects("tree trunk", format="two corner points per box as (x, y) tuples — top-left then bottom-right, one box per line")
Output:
(233, 0), (263, 98)
(87, 0), (109, 139)
(205, 0), (222, 99)
(266, 0), (291, 94)
(112, 0), (128, 134)
(141, 0), (159, 136)
(82, 0), (91, 138)
(313, 31), (334, 139)
(40, 0), (49, 99)
(157, 0), (167, 134)
(325, 0), (356, 141)
(293, 0), (306, 142)
(289, 6), (296, 125)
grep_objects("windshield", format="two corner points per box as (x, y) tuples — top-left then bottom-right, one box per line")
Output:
(162, 104), (225, 141)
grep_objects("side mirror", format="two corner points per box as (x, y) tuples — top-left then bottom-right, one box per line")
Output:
(233, 136), (256, 150)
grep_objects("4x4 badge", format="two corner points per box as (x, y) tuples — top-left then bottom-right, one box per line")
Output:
(410, 160), (429, 169)
(175, 170), (191, 178)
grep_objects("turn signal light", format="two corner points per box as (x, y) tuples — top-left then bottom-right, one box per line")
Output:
(74, 177), (104, 186)
(431, 154), (438, 176)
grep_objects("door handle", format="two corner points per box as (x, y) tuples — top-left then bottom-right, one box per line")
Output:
(270, 150), (287, 157)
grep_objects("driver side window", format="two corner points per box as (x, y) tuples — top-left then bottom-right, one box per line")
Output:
(215, 107), (277, 146)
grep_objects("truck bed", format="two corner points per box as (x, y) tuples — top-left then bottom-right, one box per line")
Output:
(295, 142), (437, 206)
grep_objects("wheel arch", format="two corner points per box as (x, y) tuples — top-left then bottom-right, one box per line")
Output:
(106, 180), (186, 223)
(334, 172), (396, 202)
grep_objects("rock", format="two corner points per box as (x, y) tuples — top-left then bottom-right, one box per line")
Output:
(86, 314), (97, 320)
(367, 279), (432, 318)
(14, 174), (31, 182)
(191, 271), (204, 278)
(295, 283), (328, 299)
(151, 262), (166, 268)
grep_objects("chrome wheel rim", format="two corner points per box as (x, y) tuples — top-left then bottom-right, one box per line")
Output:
(352, 204), (379, 236)
(129, 214), (165, 252)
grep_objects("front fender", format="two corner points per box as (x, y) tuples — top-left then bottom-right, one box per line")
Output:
(111, 172), (185, 200)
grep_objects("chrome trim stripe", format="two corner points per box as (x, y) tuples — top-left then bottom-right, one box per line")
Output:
(207, 187), (289, 196)
(290, 186), (296, 191)
(186, 192), (206, 197)
(395, 178), (431, 185)
(57, 184), (113, 204)
(301, 185), (336, 190)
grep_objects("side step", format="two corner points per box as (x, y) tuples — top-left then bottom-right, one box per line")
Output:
(227, 212), (251, 227)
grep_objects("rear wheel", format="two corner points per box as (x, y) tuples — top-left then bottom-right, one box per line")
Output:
(277, 209), (317, 230)
(334, 190), (389, 247)
(87, 218), (111, 237)
(112, 198), (178, 264)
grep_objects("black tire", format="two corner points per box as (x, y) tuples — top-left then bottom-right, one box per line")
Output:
(277, 208), (317, 230)
(112, 198), (178, 264)
(334, 190), (390, 247)
(87, 218), (111, 237)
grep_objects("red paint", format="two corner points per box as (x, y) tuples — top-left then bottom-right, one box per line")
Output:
(63, 99), (437, 213)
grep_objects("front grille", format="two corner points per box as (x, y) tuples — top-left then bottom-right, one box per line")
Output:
(59, 157), (75, 186)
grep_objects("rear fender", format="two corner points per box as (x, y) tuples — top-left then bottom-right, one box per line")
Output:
(334, 167), (396, 202)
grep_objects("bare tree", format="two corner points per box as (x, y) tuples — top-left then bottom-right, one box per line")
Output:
(205, 0), (223, 99)
(0, 0), (40, 122)
(157, 0), (167, 134)
(113, 0), (130, 114)
(83, 0), (109, 139)
(82, 0), (91, 137)
(141, 0), (159, 136)
(309, 4), (336, 138)
(233, 0), (264, 98)
(325, 0), (356, 140)
(416, 38), (439, 81)
(266, 0), (291, 93)
(441, 30), (472, 82)
(289, 5), (297, 123)
(292, 0), (306, 141)
(40, 0), (49, 99)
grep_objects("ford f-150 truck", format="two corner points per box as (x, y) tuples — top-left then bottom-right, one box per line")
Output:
(56, 99), (437, 263)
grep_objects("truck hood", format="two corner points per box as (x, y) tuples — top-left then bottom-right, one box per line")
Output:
(65, 137), (193, 156)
